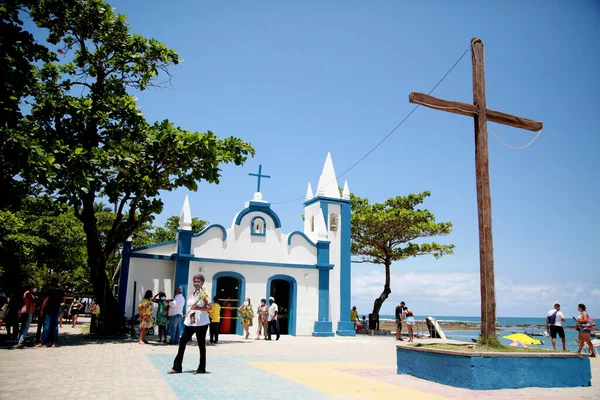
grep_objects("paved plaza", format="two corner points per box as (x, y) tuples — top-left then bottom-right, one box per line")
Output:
(1, 319), (598, 399)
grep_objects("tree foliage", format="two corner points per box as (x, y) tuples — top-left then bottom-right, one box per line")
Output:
(350, 191), (455, 315)
(3, 0), (254, 332)
(0, 197), (89, 293)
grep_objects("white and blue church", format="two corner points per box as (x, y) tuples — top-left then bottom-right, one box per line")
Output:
(117, 153), (355, 337)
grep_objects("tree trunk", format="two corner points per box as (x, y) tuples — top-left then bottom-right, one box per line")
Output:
(371, 260), (392, 316)
(81, 198), (123, 334)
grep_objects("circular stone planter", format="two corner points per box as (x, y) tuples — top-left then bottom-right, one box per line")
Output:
(396, 345), (592, 390)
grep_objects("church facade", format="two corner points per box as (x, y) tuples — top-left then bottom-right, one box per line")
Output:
(118, 153), (355, 337)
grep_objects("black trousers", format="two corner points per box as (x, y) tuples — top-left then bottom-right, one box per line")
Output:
(172, 324), (209, 373)
(209, 322), (220, 343)
(267, 320), (279, 340)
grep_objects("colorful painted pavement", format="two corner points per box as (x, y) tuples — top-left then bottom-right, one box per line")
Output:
(149, 353), (446, 400)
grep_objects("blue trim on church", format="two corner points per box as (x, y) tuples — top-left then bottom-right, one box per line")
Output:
(250, 216), (267, 236)
(235, 202), (282, 228)
(131, 240), (177, 252)
(118, 240), (133, 312)
(287, 231), (318, 248)
(212, 271), (245, 336)
(304, 196), (351, 207)
(174, 230), (194, 306)
(336, 200), (355, 336)
(313, 240), (333, 336)
(266, 274), (297, 336)
(193, 224), (227, 241)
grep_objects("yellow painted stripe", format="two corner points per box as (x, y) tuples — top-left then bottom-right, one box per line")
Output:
(248, 362), (447, 400)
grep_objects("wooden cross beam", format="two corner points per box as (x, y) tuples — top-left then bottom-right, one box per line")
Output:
(409, 38), (543, 341)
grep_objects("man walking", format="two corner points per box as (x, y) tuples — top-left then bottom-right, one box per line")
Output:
(167, 287), (185, 345)
(36, 277), (65, 348)
(546, 303), (566, 351)
(395, 301), (405, 341)
(267, 296), (279, 341)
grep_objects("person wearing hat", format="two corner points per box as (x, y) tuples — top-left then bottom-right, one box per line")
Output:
(266, 296), (279, 340)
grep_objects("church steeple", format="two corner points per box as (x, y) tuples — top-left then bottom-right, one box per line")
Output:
(305, 182), (314, 201)
(179, 195), (192, 231)
(342, 180), (351, 200)
(316, 152), (340, 199)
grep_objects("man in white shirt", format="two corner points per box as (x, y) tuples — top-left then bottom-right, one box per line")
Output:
(546, 303), (566, 351)
(267, 296), (279, 341)
(167, 287), (185, 345)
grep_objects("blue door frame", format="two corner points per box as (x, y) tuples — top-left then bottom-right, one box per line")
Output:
(212, 271), (245, 336)
(266, 275), (297, 336)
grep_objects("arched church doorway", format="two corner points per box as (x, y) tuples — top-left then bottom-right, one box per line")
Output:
(213, 272), (245, 335)
(266, 275), (297, 336)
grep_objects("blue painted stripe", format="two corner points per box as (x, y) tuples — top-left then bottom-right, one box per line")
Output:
(192, 224), (227, 241)
(131, 239), (176, 252)
(266, 274), (297, 336)
(287, 231), (318, 248)
(129, 253), (173, 260)
(303, 196), (350, 207)
(118, 241), (132, 311)
(318, 268), (330, 322)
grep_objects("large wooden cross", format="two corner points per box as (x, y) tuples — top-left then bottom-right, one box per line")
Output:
(409, 38), (543, 341)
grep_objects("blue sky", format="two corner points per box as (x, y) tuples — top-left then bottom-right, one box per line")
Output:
(102, 1), (599, 317)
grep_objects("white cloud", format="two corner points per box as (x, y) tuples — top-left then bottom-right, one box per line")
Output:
(351, 267), (600, 317)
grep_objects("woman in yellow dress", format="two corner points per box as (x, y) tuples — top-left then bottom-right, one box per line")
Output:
(138, 290), (154, 344)
(238, 298), (255, 339)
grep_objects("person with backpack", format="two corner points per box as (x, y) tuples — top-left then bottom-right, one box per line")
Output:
(546, 303), (566, 351)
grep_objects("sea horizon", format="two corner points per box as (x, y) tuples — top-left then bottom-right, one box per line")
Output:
(377, 315), (578, 327)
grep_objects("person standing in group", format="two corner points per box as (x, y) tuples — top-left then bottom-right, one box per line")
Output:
(238, 298), (255, 339)
(167, 287), (185, 345)
(255, 299), (269, 340)
(0, 289), (7, 331)
(395, 301), (405, 341)
(168, 274), (212, 374)
(403, 306), (415, 342)
(208, 296), (221, 344)
(152, 292), (169, 343)
(17, 283), (36, 348)
(267, 296), (279, 341)
(69, 297), (83, 328)
(575, 303), (596, 357)
(138, 290), (154, 345)
(35, 277), (65, 348)
(350, 306), (359, 330)
(546, 303), (566, 351)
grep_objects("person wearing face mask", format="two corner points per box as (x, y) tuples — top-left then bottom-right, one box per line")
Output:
(168, 274), (212, 374)
(238, 298), (255, 339)
(16, 283), (36, 347)
(152, 292), (169, 343)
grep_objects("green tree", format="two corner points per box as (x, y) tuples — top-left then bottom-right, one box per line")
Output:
(0, 197), (88, 293)
(9, 0), (254, 332)
(0, 0), (56, 209)
(151, 216), (208, 244)
(351, 191), (455, 316)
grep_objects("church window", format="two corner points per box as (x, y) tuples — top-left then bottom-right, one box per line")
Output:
(329, 214), (339, 232)
(251, 216), (266, 236)
(311, 215), (315, 232)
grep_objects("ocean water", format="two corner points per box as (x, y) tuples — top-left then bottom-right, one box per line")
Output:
(378, 315), (589, 352)
(378, 315), (578, 328)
